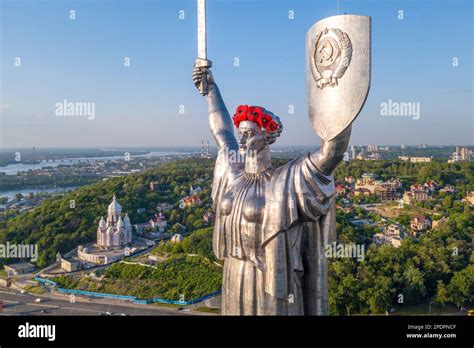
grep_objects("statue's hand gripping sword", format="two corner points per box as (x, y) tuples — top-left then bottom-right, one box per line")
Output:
(196, 0), (212, 96)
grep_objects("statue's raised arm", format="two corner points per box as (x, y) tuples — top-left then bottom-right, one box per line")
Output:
(192, 65), (238, 151)
(309, 125), (351, 175)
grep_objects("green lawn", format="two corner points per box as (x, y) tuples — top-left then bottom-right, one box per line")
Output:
(52, 255), (222, 301)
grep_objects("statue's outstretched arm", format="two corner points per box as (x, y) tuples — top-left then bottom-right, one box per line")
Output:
(309, 125), (351, 175)
(193, 65), (237, 149)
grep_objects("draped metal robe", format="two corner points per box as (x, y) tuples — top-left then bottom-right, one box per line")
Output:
(212, 143), (336, 315)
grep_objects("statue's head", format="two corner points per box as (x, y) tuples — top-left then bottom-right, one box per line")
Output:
(232, 105), (283, 154)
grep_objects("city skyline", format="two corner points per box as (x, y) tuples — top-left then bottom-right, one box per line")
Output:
(1, 144), (473, 151)
(1, 0), (472, 148)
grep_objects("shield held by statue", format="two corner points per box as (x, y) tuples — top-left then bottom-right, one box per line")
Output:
(306, 15), (371, 141)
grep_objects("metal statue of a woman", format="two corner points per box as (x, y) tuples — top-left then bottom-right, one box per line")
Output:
(192, 6), (371, 315)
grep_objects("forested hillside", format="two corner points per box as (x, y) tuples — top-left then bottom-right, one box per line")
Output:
(1, 157), (472, 313)
(0, 158), (216, 267)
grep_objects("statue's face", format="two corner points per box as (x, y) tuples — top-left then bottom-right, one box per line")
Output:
(238, 121), (266, 155)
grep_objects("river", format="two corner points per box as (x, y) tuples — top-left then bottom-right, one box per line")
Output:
(0, 151), (193, 175)
(0, 187), (78, 201)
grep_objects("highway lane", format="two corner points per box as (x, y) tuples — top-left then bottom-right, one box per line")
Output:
(0, 290), (196, 316)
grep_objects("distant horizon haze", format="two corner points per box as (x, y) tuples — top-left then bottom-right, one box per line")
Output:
(0, 144), (473, 153)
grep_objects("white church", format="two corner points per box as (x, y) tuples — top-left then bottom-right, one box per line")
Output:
(96, 195), (132, 249)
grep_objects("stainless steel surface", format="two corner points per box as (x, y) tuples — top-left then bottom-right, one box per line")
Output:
(197, 0), (207, 60)
(193, 13), (371, 316)
(307, 15), (371, 141)
(196, 71), (338, 315)
(309, 124), (352, 175)
(196, 0), (211, 95)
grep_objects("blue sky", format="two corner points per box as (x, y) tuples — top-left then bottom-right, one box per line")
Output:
(0, 0), (472, 148)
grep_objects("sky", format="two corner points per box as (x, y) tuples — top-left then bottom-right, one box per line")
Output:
(0, 0), (472, 148)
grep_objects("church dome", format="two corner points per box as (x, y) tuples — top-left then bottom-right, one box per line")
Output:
(99, 216), (106, 229)
(108, 195), (122, 214)
(117, 216), (124, 228)
(124, 213), (131, 225)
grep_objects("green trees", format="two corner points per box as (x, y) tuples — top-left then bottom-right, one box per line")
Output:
(2, 156), (472, 312)
(433, 280), (448, 305)
(359, 274), (393, 314)
(328, 158), (474, 315)
(333, 159), (473, 194)
(54, 256), (222, 301)
(180, 227), (214, 259)
(0, 158), (216, 268)
(401, 263), (427, 304)
(329, 259), (360, 315)
(446, 264), (474, 307)
(154, 227), (215, 261)
(328, 203), (473, 315)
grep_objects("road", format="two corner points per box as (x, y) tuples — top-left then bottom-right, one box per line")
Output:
(0, 289), (197, 316)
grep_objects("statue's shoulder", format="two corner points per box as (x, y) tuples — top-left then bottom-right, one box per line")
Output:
(270, 153), (333, 187)
(272, 155), (307, 177)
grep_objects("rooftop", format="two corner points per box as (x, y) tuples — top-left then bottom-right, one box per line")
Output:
(4, 262), (35, 271)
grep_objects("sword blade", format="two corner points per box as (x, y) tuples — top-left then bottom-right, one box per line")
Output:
(197, 0), (207, 60)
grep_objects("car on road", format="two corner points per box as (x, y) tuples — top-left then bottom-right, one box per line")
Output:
(120, 313), (128, 316)
(35, 298), (42, 303)
(467, 309), (474, 316)
(106, 311), (112, 315)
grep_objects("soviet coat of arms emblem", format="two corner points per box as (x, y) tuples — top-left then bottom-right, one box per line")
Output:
(306, 15), (371, 142)
(310, 27), (352, 89)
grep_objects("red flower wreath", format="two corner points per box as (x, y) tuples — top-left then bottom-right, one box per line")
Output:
(232, 105), (279, 132)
